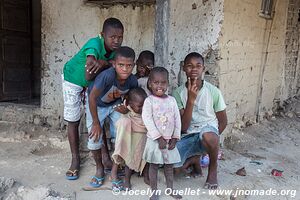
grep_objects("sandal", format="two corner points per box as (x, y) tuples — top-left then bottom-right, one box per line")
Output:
(66, 169), (79, 180)
(89, 176), (105, 188)
(111, 180), (125, 191)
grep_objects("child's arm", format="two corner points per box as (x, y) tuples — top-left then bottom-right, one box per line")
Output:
(168, 98), (182, 150)
(88, 85), (102, 142)
(216, 110), (227, 134)
(173, 97), (182, 139)
(85, 56), (110, 81)
(180, 78), (198, 132)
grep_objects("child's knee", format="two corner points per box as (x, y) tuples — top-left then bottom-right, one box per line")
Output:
(201, 132), (219, 148)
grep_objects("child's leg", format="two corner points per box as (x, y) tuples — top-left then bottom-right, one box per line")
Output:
(62, 78), (83, 179)
(191, 156), (203, 176)
(164, 164), (182, 199)
(101, 126), (113, 170)
(111, 162), (125, 190)
(149, 163), (159, 200)
(86, 103), (110, 185)
(67, 122), (80, 171)
(124, 165), (132, 189)
(201, 132), (219, 189)
(90, 149), (105, 185)
(111, 162), (118, 180)
(143, 163), (150, 185)
(107, 109), (121, 172)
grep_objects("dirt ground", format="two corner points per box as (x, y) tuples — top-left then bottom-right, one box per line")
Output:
(1, 99), (300, 200)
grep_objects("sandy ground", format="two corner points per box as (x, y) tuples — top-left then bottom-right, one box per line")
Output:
(1, 100), (300, 200)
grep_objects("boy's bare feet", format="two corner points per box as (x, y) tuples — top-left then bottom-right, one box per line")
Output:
(204, 168), (218, 189)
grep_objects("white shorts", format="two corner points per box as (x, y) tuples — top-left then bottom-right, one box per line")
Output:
(62, 76), (84, 122)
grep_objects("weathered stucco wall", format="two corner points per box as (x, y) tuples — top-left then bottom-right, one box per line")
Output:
(155, 0), (224, 91)
(218, 0), (289, 125)
(2, 0), (297, 132)
(282, 0), (300, 100)
(40, 0), (155, 125)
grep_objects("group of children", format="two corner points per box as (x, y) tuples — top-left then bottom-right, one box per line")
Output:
(62, 17), (227, 199)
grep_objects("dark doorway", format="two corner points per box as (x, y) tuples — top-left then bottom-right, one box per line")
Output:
(0, 0), (41, 104)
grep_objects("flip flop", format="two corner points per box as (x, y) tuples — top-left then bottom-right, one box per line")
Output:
(203, 182), (218, 189)
(111, 180), (125, 191)
(89, 176), (105, 188)
(66, 169), (79, 180)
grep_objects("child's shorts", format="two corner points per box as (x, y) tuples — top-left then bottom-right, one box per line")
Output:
(173, 125), (219, 168)
(62, 75), (84, 122)
(86, 101), (121, 150)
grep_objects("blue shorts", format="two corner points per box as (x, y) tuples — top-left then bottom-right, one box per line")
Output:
(86, 101), (121, 151)
(174, 125), (219, 168)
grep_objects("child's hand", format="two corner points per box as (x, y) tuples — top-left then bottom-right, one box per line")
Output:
(114, 104), (129, 114)
(158, 137), (167, 149)
(89, 122), (102, 142)
(86, 56), (109, 74)
(168, 138), (177, 150)
(187, 77), (198, 103)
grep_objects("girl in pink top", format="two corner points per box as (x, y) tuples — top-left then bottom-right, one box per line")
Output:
(142, 67), (182, 200)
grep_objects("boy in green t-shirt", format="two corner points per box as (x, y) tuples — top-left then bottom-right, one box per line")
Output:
(62, 17), (124, 180)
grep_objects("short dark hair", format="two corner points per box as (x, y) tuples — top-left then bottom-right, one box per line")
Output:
(137, 50), (154, 63)
(102, 18), (124, 32)
(148, 67), (169, 82)
(128, 88), (147, 103)
(184, 52), (204, 64)
(115, 46), (135, 60)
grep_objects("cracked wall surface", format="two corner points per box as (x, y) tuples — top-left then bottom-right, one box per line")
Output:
(283, 0), (300, 99)
(163, 0), (224, 91)
(40, 0), (155, 125)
